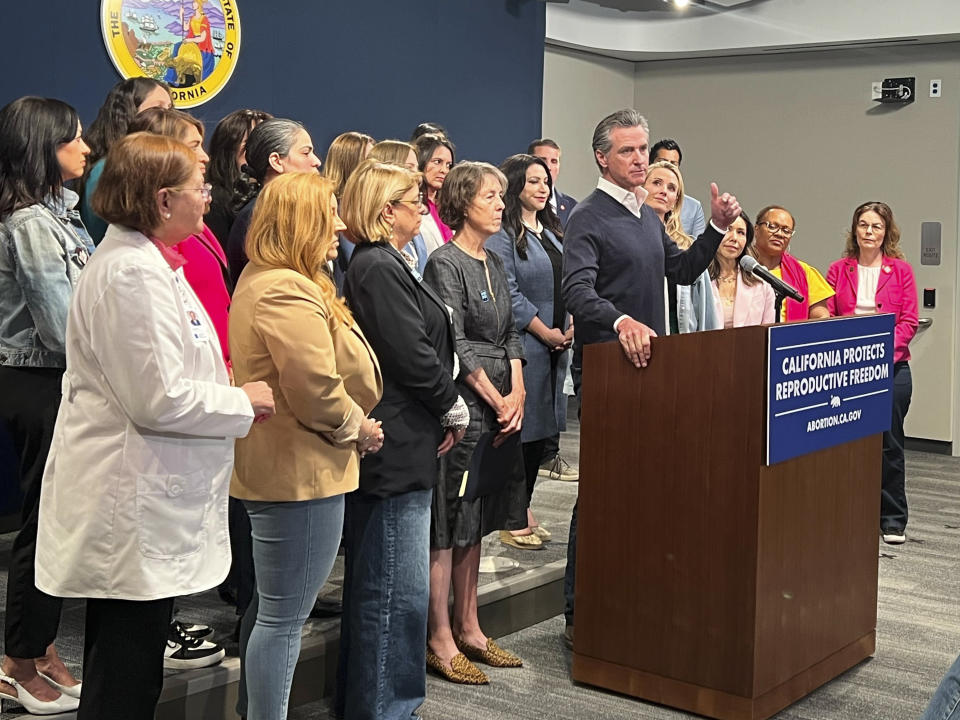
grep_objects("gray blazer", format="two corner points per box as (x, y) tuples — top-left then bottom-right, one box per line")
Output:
(486, 227), (569, 442)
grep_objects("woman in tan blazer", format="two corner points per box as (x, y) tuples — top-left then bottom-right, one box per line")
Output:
(229, 172), (383, 720)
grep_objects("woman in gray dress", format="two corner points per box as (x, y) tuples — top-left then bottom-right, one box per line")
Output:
(423, 162), (527, 684)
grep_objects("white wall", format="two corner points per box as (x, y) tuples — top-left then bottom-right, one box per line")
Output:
(542, 46), (635, 201)
(542, 41), (960, 445)
(547, 0), (960, 60)
(633, 45), (960, 442)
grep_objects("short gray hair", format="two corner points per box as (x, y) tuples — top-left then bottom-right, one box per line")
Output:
(438, 161), (507, 233)
(592, 109), (649, 170)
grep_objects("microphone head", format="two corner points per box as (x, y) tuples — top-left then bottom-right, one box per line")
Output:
(739, 255), (760, 273)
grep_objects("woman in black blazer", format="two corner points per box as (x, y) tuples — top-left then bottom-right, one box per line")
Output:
(337, 160), (468, 719)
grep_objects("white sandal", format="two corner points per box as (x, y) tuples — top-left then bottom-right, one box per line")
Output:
(38, 671), (82, 699)
(0, 673), (80, 715)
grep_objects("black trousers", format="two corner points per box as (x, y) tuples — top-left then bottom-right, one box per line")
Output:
(221, 496), (256, 614)
(78, 596), (175, 720)
(881, 362), (912, 533)
(522, 439), (548, 505)
(541, 433), (560, 463)
(0, 365), (64, 658)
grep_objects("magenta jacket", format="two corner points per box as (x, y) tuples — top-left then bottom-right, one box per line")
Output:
(825, 255), (918, 363)
(174, 224), (232, 366)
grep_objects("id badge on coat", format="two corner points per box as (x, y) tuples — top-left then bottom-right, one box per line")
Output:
(175, 276), (210, 345)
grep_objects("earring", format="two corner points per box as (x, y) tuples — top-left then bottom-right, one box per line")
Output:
(163, 212), (172, 220)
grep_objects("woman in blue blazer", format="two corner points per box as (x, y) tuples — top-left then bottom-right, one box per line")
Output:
(486, 154), (572, 550)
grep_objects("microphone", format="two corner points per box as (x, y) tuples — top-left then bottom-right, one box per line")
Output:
(739, 255), (804, 303)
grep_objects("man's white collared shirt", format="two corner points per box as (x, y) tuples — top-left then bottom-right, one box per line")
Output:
(596, 176), (648, 220)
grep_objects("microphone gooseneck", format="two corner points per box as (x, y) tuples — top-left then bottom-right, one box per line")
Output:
(739, 256), (805, 303)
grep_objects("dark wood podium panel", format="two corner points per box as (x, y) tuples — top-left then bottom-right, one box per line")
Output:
(572, 331), (880, 720)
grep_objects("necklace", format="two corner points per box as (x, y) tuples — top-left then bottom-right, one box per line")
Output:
(717, 271), (736, 307)
(452, 237), (485, 260)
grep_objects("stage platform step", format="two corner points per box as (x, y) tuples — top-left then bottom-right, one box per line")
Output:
(28, 558), (565, 720)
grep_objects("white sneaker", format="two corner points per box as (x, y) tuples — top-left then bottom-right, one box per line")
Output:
(164, 622), (225, 670)
(172, 619), (214, 641)
(882, 529), (906, 545)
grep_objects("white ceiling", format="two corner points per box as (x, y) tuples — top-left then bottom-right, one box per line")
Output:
(547, 0), (960, 60)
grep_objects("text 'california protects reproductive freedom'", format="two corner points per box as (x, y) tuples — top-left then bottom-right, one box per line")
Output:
(775, 343), (889, 401)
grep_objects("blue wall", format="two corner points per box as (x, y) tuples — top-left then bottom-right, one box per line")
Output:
(0, 1), (545, 498)
(0, 0), (545, 165)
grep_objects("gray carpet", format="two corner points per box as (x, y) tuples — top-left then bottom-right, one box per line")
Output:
(287, 446), (960, 720)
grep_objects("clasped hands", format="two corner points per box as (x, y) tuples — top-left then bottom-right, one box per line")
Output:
(540, 325), (573, 352)
(357, 416), (384, 457)
(492, 388), (524, 447)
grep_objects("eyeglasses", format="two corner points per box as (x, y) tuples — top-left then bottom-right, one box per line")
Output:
(166, 183), (212, 201)
(393, 193), (428, 214)
(757, 221), (795, 238)
(187, 183), (213, 201)
(857, 221), (884, 234)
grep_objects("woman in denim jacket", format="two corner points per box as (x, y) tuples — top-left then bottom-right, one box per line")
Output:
(0, 96), (92, 715)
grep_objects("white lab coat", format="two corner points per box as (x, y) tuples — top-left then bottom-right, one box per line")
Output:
(36, 225), (254, 600)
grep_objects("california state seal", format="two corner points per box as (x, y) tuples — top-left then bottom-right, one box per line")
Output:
(101, 0), (241, 108)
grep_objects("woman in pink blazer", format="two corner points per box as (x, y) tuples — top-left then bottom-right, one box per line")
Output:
(826, 201), (918, 545)
(709, 212), (775, 328)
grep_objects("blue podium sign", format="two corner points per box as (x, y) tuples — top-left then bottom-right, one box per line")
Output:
(766, 314), (895, 465)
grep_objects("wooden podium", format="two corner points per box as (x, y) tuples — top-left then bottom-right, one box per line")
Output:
(572, 326), (880, 720)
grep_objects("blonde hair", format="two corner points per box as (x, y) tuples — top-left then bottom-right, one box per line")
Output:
(369, 140), (416, 167)
(245, 173), (353, 327)
(323, 131), (374, 199)
(645, 160), (692, 249)
(341, 160), (421, 244)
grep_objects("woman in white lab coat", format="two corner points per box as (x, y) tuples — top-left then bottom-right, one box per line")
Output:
(34, 132), (275, 720)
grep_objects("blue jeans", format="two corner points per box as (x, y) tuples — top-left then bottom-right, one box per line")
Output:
(922, 653), (960, 720)
(336, 488), (431, 720)
(237, 496), (345, 720)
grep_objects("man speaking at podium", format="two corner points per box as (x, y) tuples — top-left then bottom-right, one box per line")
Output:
(559, 108), (740, 646)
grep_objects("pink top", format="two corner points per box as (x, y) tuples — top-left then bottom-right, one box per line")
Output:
(149, 238), (187, 271)
(173, 224), (232, 365)
(826, 255), (918, 364)
(710, 272), (776, 328)
(779, 252), (811, 322)
(427, 199), (453, 243)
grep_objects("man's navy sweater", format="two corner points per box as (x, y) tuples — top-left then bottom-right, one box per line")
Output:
(561, 188), (722, 346)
